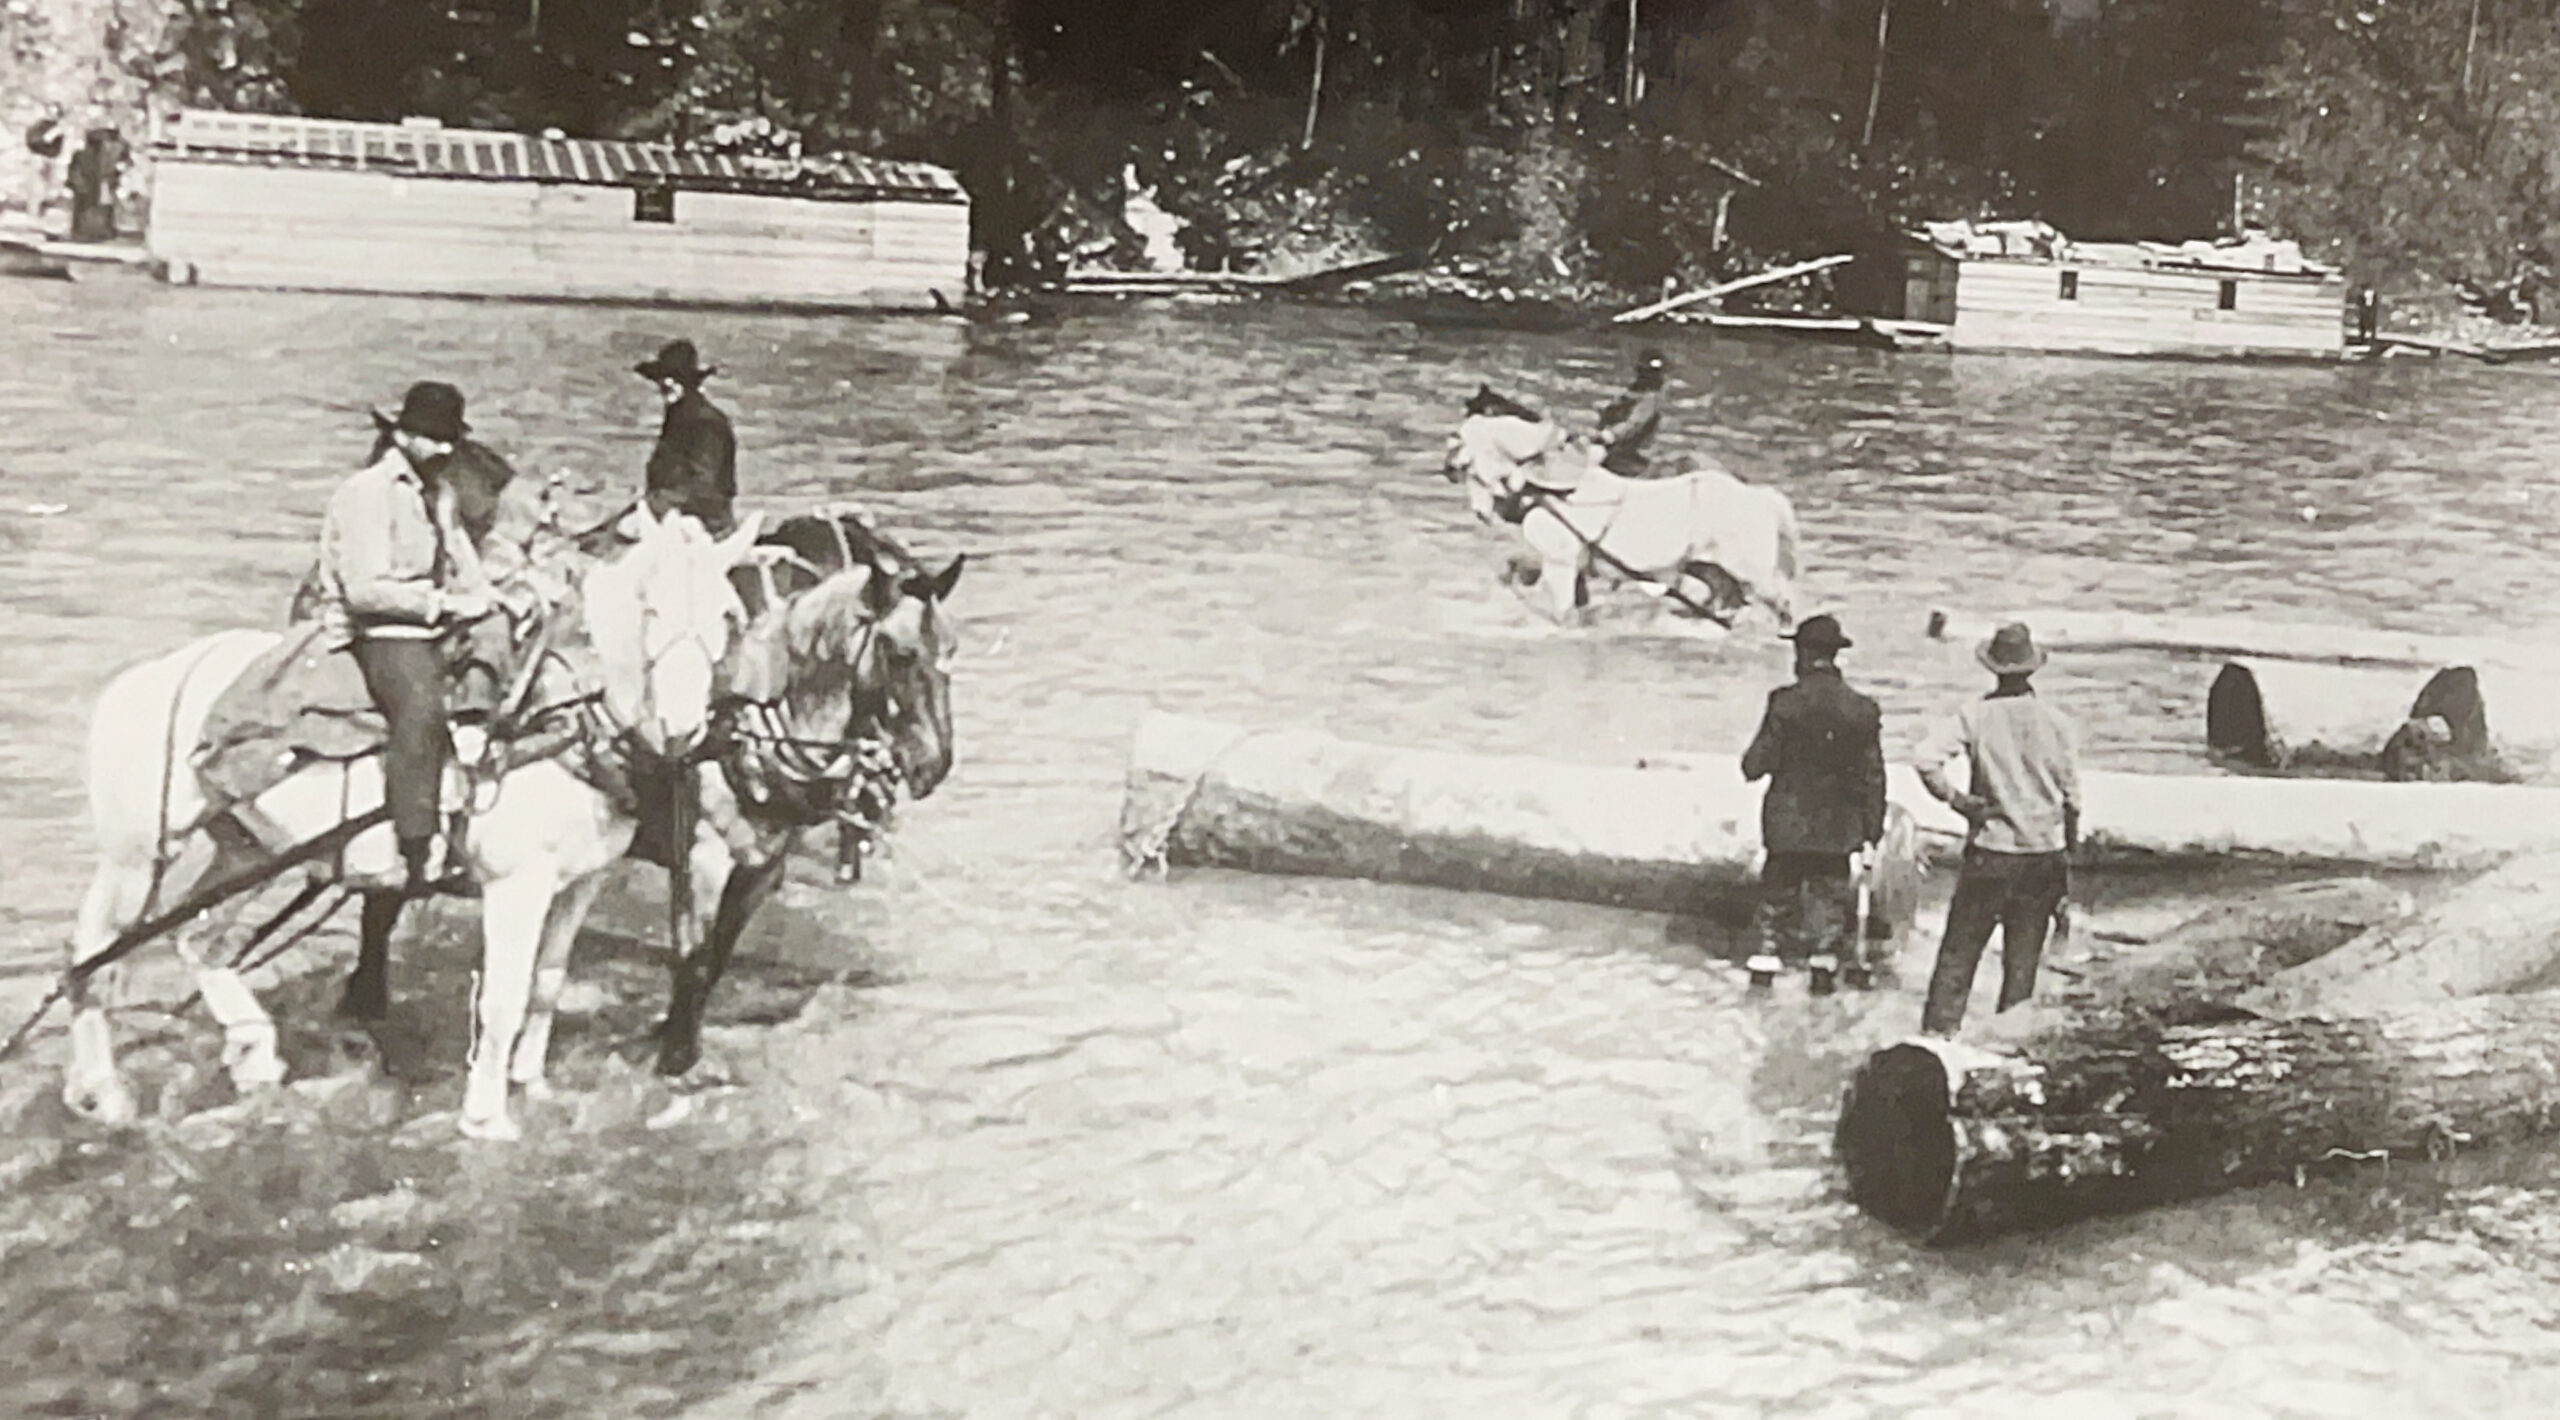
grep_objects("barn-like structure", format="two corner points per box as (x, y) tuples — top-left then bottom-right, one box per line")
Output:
(146, 110), (971, 312)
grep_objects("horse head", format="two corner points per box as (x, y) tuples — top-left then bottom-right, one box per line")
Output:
(1446, 388), (1582, 523)
(761, 508), (964, 801)
(583, 506), (763, 759)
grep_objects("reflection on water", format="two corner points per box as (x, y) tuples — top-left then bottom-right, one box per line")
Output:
(5, 277), (2560, 1416)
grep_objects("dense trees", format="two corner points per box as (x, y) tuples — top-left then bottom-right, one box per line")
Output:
(136, 0), (2560, 304)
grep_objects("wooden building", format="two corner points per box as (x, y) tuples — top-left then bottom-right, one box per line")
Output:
(1839, 221), (2348, 359)
(145, 110), (971, 311)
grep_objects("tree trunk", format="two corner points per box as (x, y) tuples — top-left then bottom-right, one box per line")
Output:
(1924, 607), (2560, 674)
(2238, 851), (2560, 1015)
(2205, 659), (2433, 772)
(1119, 710), (1927, 923)
(1995, 876), (2413, 1035)
(2408, 665), (2560, 785)
(1836, 992), (2560, 1246)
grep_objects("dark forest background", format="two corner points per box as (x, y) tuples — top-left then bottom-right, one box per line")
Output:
(139, 0), (2560, 308)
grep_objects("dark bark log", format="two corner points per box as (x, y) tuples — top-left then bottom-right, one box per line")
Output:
(1837, 993), (2560, 1246)
(2204, 659), (2432, 772)
(2406, 665), (2560, 785)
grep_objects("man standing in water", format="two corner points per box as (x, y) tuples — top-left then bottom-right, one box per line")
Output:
(315, 381), (492, 895)
(1740, 614), (1888, 994)
(635, 338), (737, 535)
(1914, 621), (2082, 1034)
(1596, 348), (1670, 477)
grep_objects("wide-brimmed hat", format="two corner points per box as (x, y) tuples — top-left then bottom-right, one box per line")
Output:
(635, 339), (717, 385)
(1782, 613), (1852, 652)
(369, 381), (469, 443)
(1977, 621), (2048, 675)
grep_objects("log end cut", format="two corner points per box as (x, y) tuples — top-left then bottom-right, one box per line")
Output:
(1835, 1043), (1960, 1240)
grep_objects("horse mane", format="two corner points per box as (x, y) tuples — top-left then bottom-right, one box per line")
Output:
(782, 566), (884, 667)
(1464, 384), (1546, 423)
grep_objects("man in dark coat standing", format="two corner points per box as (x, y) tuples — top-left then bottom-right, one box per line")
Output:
(1739, 614), (1888, 993)
(635, 339), (737, 535)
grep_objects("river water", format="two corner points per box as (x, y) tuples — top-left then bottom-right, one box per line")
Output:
(5, 275), (2560, 1417)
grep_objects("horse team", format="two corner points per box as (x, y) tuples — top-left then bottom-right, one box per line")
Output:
(56, 359), (1791, 1140)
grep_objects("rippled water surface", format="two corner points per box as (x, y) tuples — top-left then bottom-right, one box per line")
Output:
(6, 275), (2560, 1418)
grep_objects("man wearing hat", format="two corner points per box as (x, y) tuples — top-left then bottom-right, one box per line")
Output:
(1740, 613), (1888, 993)
(314, 381), (494, 895)
(1913, 621), (2083, 1034)
(634, 338), (737, 535)
(1595, 347), (1670, 477)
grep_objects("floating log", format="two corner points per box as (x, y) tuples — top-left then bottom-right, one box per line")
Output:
(1131, 712), (2560, 911)
(2204, 659), (2434, 771)
(1836, 991), (2560, 1245)
(1118, 710), (1928, 920)
(1924, 607), (2560, 674)
(2406, 666), (2560, 784)
(2016, 876), (2414, 1025)
(2238, 851), (2560, 1016)
(1611, 254), (1855, 325)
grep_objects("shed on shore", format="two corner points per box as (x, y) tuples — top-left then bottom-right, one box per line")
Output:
(145, 109), (970, 311)
(1838, 219), (2347, 359)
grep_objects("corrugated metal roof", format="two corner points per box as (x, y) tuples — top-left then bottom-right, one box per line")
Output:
(154, 109), (969, 207)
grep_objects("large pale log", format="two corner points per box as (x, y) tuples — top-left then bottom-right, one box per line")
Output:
(2405, 666), (2560, 785)
(1836, 994), (2560, 1245)
(1115, 710), (1930, 919)
(1925, 607), (2560, 674)
(2238, 852), (2560, 1016)
(1126, 712), (2560, 916)
(2204, 659), (2433, 771)
(2019, 877), (2414, 1024)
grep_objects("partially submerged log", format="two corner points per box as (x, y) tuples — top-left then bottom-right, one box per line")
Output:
(1117, 710), (1929, 920)
(2204, 659), (2433, 771)
(1837, 993), (2560, 1246)
(1129, 713), (2560, 918)
(2406, 665), (2560, 785)
(1924, 607), (2560, 674)
(2019, 877), (2414, 1026)
(2240, 851), (2560, 1016)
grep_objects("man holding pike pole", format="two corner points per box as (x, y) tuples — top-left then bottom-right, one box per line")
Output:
(1739, 614), (1889, 994)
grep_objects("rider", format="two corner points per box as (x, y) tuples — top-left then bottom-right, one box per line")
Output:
(635, 339), (738, 536)
(314, 381), (494, 894)
(1596, 348), (1669, 477)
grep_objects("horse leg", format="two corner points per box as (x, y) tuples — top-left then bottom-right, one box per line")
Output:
(658, 848), (787, 1078)
(508, 869), (610, 1103)
(337, 890), (403, 1023)
(61, 845), (199, 1124)
(460, 865), (557, 1142)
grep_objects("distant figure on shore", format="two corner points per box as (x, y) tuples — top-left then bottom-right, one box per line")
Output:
(1596, 348), (1669, 477)
(634, 339), (737, 535)
(1740, 614), (1887, 994)
(1913, 621), (2082, 1034)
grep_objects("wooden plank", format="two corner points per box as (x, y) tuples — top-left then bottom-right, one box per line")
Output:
(1924, 606), (2560, 674)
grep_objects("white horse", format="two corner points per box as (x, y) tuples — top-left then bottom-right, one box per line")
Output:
(1441, 387), (1800, 628)
(65, 506), (762, 1141)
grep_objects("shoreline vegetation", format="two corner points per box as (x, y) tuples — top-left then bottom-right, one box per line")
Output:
(9, 0), (2560, 354)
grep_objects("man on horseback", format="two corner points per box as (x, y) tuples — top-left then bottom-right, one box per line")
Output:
(635, 339), (738, 536)
(313, 381), (493, 895)
(1595, 348), (1669, 477)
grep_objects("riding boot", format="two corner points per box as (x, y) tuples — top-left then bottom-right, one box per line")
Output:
(1744, 898), (1785, 987)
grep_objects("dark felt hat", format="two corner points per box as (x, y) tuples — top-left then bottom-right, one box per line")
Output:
(370, 381), (469, 443)
(635, 339), (717, 385)
(1977, 621), (2048, 675)
(1782, 614), (1852, 652)
(1636, 347), (1668, 371)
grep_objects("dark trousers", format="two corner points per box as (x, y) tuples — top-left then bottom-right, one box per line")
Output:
(1921, 847), (2069, 1034)
(351, 637), (449, 861)
(1755, 851), (1855, 964)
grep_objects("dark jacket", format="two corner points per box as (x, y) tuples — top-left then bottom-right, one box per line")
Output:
(1740, 665), (1888, 854)
(644, 388), (738, 532)
(1597, 386), (1662, 475)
